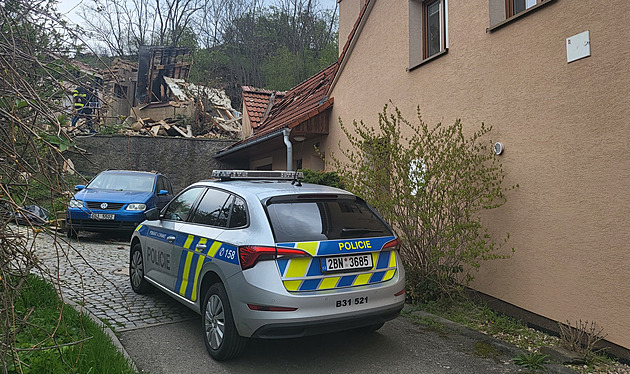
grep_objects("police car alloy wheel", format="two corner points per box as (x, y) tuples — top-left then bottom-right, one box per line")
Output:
(202, 283), (246, 360)
(130, 243), (151, 293)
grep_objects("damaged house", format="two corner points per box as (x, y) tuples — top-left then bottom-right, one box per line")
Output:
(67, 46), (241, 139)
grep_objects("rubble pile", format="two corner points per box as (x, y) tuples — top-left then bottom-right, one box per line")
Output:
(64, 47), (243, 140)
(118, 115), (239, 139)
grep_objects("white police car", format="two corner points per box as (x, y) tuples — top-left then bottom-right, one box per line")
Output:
(129, 170), (405, 360)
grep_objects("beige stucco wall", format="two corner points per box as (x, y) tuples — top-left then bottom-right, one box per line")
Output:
(338, 0), (365, 56)
(254, 135), (327, 171)
(326, 0), (630, 349)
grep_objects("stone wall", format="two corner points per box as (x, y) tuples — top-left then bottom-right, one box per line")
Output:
(66, 135), (244, 192)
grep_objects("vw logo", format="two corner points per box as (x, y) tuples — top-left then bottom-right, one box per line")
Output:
(100, 202), (108, 209)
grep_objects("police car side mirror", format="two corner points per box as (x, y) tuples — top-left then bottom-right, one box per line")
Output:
(144, 208), (161, 221)
(157, 189), (169, 196)
(75, 185), (85, 191)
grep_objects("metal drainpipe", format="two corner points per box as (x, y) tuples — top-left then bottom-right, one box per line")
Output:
(282, 128), (293, 171)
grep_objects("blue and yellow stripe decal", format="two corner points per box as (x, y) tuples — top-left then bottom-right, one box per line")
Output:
(276, 236), (398, 292)
(136, 225), (238, 302)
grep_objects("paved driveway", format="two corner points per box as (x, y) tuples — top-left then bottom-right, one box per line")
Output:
(34, 229), (196, 331)
(119, 314), (525, 374)
(30, 228), (532, 373)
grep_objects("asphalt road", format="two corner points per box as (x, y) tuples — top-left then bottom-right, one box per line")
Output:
(119, 313), (527, 374)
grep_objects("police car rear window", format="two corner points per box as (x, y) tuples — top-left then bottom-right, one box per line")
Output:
(266, 198), (392, 243)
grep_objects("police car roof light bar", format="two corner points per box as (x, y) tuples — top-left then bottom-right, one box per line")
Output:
(212, 170), (304, 181)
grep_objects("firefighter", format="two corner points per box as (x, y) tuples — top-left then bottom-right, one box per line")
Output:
(71, 82), (94, 131)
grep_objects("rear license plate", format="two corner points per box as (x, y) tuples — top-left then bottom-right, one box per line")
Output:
(91, 213), (115, 220)
(321, 254), (373, 273)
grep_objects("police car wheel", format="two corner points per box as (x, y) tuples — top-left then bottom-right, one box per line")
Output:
(201, 283), (246, 361)
(130, 244), (151, 293)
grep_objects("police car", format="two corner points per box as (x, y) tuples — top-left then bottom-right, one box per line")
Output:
(129, 170), (406, 360)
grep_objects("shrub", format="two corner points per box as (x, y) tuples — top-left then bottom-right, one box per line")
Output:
(299, 169), (345, 189)
(329, 105), (515, 301)
(559, 320), (608, 363)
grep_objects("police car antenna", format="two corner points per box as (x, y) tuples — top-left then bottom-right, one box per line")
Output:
(291, 169), (302, 186)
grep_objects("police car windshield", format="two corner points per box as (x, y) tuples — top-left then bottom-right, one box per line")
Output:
(266, 198), (393, 243)
(88, 173), (155, 193)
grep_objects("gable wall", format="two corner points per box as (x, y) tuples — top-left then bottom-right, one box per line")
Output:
(326, 0), (630, 350)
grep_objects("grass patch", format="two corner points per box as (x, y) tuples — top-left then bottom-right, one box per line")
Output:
(411, 298), (628, 374)
(417, 298), (559, 350)
(512, 352), (549, 371)
(7, 275), (135, 374)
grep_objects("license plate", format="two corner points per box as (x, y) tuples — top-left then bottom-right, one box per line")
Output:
(321, 254), (373, 273)
(91, 213), (115, 220)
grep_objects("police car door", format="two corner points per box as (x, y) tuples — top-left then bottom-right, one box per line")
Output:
(169, 188), (231, 303)
(144, 187), (204, 290)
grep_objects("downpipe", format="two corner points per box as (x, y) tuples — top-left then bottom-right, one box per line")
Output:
(283, 128), (293, 171)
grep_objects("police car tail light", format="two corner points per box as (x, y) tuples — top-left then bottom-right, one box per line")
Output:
(239, 246), (309, 270)
(382, 237), (401, 251)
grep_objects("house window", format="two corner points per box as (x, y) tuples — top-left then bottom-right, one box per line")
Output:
(423, 0), (444, 59)
(506, 0), (539, 18)
(489, 0), (554, 30)
(409, 0), (448, 70)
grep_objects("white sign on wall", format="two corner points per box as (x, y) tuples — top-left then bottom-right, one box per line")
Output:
(566, 31), (591, 63)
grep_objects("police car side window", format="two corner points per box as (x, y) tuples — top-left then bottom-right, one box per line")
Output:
(163, 188), (203, 221)
(228, 196), (247, 228)
(191, 188), (231, 227)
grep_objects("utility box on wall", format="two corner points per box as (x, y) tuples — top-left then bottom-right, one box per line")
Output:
(566, 31), (591, 63)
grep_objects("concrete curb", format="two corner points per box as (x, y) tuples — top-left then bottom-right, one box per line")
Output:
(403, 305), (578, 374)
(65, 299), (138, 373)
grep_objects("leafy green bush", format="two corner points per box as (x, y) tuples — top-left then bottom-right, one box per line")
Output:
(299, 169), (345, 189)
(329, 105), (515, 301)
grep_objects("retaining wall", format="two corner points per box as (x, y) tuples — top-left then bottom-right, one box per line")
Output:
(66, 135), (243, 192)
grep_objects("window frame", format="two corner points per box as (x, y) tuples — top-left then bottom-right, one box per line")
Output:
(488, 0), (555, 32)
(422, 0), (445, 60)
(408, 0), (448, 71)
(505, 0), (542, 18)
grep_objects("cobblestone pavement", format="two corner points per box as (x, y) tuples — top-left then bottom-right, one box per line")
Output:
(26, 227), (196, 332)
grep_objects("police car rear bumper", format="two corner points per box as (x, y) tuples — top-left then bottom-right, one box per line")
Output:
(250, 303), (403, 339)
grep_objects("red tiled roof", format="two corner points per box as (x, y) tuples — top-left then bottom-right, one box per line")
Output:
(254, 63), (338, 136)
(241, 86), (285, 129)
(219, 62), (338, 154)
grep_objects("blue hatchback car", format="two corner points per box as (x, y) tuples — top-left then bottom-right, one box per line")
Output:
(66, 170), (173, 237)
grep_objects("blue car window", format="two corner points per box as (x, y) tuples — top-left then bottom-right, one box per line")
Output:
(88, 172), (155, 192)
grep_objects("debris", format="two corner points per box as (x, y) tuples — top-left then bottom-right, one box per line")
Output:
(11, 205), (50, 226)
(62, 48), (242, 140)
